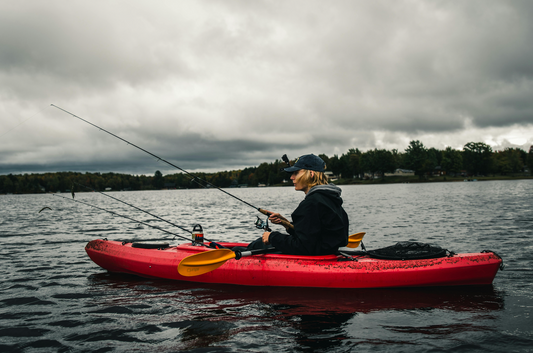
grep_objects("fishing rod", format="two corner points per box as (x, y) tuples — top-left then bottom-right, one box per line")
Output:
(75, 181), (276, 238)
(51, 104), (269, 215)
(52, 193), (211, 247)
(73, 182), (193, 235)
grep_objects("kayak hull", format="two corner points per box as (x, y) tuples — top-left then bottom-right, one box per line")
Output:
(85, 239), (502, 288)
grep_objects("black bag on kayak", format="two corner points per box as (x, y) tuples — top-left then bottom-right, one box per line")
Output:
(365, 241), (449, 260)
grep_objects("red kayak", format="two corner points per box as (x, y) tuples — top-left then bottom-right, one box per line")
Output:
(85, 239), (502, 288)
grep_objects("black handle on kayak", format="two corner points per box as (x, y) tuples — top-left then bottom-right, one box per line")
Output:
(235, 247), (276, 260)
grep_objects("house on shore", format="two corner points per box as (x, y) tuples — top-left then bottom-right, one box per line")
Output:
(324, 171), (339, 181)
(384, 169), (415, 177)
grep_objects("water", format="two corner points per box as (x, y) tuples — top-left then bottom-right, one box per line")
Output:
(1, 180), (532, 352)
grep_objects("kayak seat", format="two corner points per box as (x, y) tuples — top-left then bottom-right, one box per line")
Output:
(337, 249), (367, 256)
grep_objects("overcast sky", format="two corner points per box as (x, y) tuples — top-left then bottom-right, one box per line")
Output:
(1, 0), (532, 176)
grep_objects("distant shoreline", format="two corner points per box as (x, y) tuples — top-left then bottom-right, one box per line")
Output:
(1, 174), (532, 196)
(333, 174), (533, 186)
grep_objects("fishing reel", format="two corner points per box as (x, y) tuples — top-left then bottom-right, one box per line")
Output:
(279, 154), (291, 171)
(255, 216), (272, 232)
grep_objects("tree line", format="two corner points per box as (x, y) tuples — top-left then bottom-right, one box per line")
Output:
(2, 141), (532, 194)
(327, 141), (532, 180)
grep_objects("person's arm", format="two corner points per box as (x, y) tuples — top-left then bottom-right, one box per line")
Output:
(269, 199), (322, 255)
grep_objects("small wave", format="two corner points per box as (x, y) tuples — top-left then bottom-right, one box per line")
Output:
(89, 306), (135, 314)
(47, 319), (85, 328)
(0, 297), (56, 307)
(0, 311), (50, 320)
(0, 327), (50, 337)
(51, 293), (94, 299)
(64, 328), (144, 343)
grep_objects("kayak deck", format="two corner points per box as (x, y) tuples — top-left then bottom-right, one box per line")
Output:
(85, 239), (503, 289)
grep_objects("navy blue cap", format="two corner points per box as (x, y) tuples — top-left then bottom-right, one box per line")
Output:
(283, 154), (326, 173)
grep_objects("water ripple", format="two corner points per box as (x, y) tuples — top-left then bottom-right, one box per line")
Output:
(1, 181), (532, 352)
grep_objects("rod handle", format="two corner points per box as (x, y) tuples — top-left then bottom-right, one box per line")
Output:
(258, 208), (294, 230)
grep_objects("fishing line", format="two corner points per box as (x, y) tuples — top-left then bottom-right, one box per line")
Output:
(51, 104), (266, 214)
(73, 182), (193, 235)
(52, 193), (211, 247)
(0, 113), (39, 139)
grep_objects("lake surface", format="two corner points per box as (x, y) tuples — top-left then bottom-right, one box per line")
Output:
(1, 180), (532, 352)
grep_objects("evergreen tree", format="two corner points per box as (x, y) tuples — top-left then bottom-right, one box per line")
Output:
(153, 170), (164, 189)
(360, 149), (396, 179)
(463, 142), (493, 176)
(528, 146), (533, 175)
(403, 140), (428, 177)
(441, 147), (463, 176)
(339, 148), (362, 179)
(328, 155), (342, 177)
(492, 148), (524, 175)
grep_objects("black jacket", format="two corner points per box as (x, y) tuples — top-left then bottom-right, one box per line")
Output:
(269, 185), (349, 255)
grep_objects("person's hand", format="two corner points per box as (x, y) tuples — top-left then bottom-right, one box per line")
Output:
(262, 209), (292, 231)
(262, 231), (271, 244)
(266, 211), (288, 224)
(270, 212), (293, 231)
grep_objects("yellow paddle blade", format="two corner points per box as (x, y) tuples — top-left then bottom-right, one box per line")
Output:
(346, 232), (366, 249)
(178, 249), (236, 277)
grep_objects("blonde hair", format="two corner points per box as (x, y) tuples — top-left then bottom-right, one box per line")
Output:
(295, 169), (329, 189)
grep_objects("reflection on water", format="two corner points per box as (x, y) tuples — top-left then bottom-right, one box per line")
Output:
(89, 272), (505, 315)
(1, 180), (532, 352)
(83, 272), (506, 352)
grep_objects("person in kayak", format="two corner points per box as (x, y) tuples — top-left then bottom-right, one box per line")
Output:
(246, 153), (349, 256)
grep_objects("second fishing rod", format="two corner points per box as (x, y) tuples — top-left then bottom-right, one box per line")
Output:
(52, 193), (211, 247)
(51, 104), (294, 230)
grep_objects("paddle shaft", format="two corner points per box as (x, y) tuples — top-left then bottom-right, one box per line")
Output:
(178, 246), (277, 276)
(235, 247), (276, 259)
(178, 233), (365, 277)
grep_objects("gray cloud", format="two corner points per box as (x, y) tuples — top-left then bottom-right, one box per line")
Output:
(1, 0), (533, 175)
